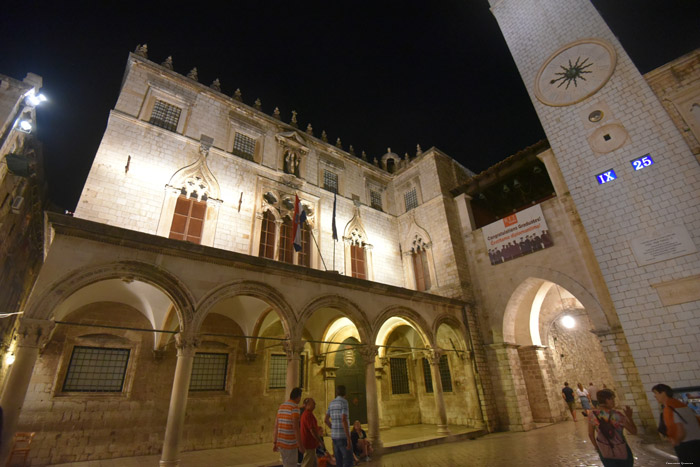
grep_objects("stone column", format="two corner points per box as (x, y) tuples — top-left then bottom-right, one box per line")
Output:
(160, 334), (198, 467)
(485, 342), (534, 431)
(283, 339), (304, 397)
(428, 350), (450, 435)
(516, 345), (560, 422)
(359, 345), (383, 451)
(0, 318), (55, 466)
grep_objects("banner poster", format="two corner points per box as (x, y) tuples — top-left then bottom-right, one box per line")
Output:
(482, 204), (553, 265)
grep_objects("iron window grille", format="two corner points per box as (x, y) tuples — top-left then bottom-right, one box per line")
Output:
(62, 346), (130, 393)
(370, 190), (383, 210)
(404, 188), (418, 211)
(323, 170), (339, 194)
(232, 132), (256, 161)
(389, 357), (410, 394)
(149, 99), (181, 132)
(268, 353), (306, 389)
(190, 352), (228, 391)
(421, 355), (453, 393)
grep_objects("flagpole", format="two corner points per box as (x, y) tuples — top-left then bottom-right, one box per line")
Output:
(333, 240), (336, 272)
(309, 229), (328, 271)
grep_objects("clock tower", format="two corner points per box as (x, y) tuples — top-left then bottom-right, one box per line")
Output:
(489, 0), (700, 428)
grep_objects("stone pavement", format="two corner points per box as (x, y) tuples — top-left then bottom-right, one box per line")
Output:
(47, 420), (678, 467)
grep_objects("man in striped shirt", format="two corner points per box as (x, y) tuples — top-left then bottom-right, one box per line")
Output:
(274, 387), (305, 467)
(324, 385), (352, 467)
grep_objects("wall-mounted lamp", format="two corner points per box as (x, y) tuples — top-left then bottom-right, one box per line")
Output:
(25, 89), (47, 107)
(16, 119), (32, 133)
(561, 315), (576, 329)
(5, 353), (15, 365)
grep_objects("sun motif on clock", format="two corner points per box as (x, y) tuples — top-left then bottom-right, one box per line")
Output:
(550, 56), (593, 89)
(534, 39), (616, 107)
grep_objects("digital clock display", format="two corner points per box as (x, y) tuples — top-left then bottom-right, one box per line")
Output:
(631, 154), (654, 171)
(596, 169), (617, 185)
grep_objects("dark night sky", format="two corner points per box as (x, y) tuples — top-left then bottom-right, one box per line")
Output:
(1, 1), (698, 212)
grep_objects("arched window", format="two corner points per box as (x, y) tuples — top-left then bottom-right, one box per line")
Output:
(278, 216), (294, 264)
(169, 193), (206, 244)
(412, 247), (431, 291)
(259, 210), (276, 259)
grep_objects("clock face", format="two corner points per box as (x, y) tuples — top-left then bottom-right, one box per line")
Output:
(534, 39), (616, 107)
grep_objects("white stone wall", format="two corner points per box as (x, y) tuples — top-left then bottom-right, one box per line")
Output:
(490, 0), (700, 402)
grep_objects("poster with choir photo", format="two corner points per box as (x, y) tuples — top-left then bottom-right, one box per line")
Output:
(483, 204), (553, 265)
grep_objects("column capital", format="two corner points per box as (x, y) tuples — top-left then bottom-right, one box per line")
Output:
(358, 344), (378, 363)
(282, 339), (304, 360)
(174, 334), (199, 357)
(427, 348), (443, 366)
(16, 318), (55, 349)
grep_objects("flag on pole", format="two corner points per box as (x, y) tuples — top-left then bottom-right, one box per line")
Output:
(292, 195), (307, 252)
(332, 192), (338, 241)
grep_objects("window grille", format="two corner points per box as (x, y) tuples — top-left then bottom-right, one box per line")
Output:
(259, 210), (276, 259)
(323, 170), (339, 194)
(421, 355), (452, 393)
(149, 99), (181, 132)
(268, 353), (306, 389)
(62, 346), (129, 392)
(169, 195), (206, 244)
(412, 248), (431, 291)
(370, 190), (383, 210)
(390, 357), (410, 394)
(422, 358), (433, 393)
(268, 354), (287, 389)
(350, 244), (366, 279)
(404, 188), (418, 211)
(232, 132), (256, 161)
(190, 352), (228, 391)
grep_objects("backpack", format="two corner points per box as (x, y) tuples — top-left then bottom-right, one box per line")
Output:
(658, 406), (686, 437)
(594, 411), (628, 460)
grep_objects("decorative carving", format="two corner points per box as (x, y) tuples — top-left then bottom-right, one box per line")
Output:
(254, 98), (262, 109)
(161, 56), (173, 70)
(335, 137), (343, 149)
(361, 151), (368, 161)
(166, 142), (221, 202)
(290, 110), (298, 128)
(187, 67), (198, 81)
(134, 44), (148, 58)
(358, 345), (378, 364)
(306, 124), (313, 136)
(321, 131), (328, 142)
(284, 151), (300, 177)
(282, 340), (305, 360)
(349, 145), (355, 156)
(273, 107), (281, 119)
(416, 144), (422, 156)
(427, 348), (443, 366)
(16, 318), (55, 349)
(175, 333), (200, 357)
(210, 78), (221, 91)
(233, 89), (242, 101)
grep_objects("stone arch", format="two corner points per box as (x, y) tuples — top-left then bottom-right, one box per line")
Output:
(401, 218), (438, 291)
(373, 305), (434, 356)
(24, 260), (194, 331)
(502, 266), (611, 345)
(432, 314), (467, 344)
(298, 294), (372, 346)
(192, 280), (295, 338)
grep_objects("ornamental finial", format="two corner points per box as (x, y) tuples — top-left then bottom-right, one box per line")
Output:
(290, 110), (298, 127)
(233, 88), (242, 101)
(134, 44), (148, 58)
(321, 130), (328, 142)
(161, 56), (173, 69)
(254, 98), (262, 109)
(210, 78), (221, 91)
(273, 107), (281, 119)
(187, 67), (198, 81)
(306, 123), (314, 135)
(335, 137), (342, 149)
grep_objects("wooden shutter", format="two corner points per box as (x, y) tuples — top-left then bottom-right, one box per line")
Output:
(351, 244), (366, 279)
(169, 195), (205, 244)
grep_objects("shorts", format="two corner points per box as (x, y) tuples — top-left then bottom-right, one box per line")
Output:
(566, 400), (575, 410)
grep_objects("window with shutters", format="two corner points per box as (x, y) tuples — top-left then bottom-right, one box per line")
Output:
(259, 210), (276, 259)
(390, 357), (410, 394)
(351, 244), (366, 279)
(190, 353), (228, 391)
(169, 194), (206, 244)
(412, 248), (431, 291)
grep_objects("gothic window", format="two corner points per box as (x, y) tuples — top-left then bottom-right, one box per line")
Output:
(351, 244), (366, 279)
(259, 210), (276, 259)
(389, 357), (410, 395)
(278, 216), (294, 264)
(370, 190), (383, 211)
(323, 170), (339, 194)
(404, 188), (418, 211)
(62, 346), (130, 393)
(232, 132), (256, 161)
(189, 353), (228, 391)
(412, 247), (431, 291)
(284, 150), (300, 177)
(169, 194), (206, 244)
(149, 99), (181, 132)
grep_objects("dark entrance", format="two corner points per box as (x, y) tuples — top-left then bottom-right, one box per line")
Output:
(334, 337), (367, 424)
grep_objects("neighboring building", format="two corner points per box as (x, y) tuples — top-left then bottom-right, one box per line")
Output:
(0, 37), (697, 467)
(0, 72), (46, 394)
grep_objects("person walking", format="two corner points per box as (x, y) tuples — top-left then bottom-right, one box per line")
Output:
(588, 388), (637, 467)
(273, 387), (305, 467)
(577, 382), (593, 417)
(562, 382), (577, 421)
(589, 382), (599, 408)
(652, 383), (700, 464)
(324, 385), (353, 467)
(300, 398), (323, 467)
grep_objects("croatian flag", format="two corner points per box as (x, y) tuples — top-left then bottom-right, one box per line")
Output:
(292, 195), (307, 252)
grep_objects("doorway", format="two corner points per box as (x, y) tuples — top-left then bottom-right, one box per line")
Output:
(334, 337), (367, 424)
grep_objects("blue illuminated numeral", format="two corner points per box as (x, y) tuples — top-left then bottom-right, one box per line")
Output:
(631, 154), (654, 171)
(596, 169), (617, 185)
